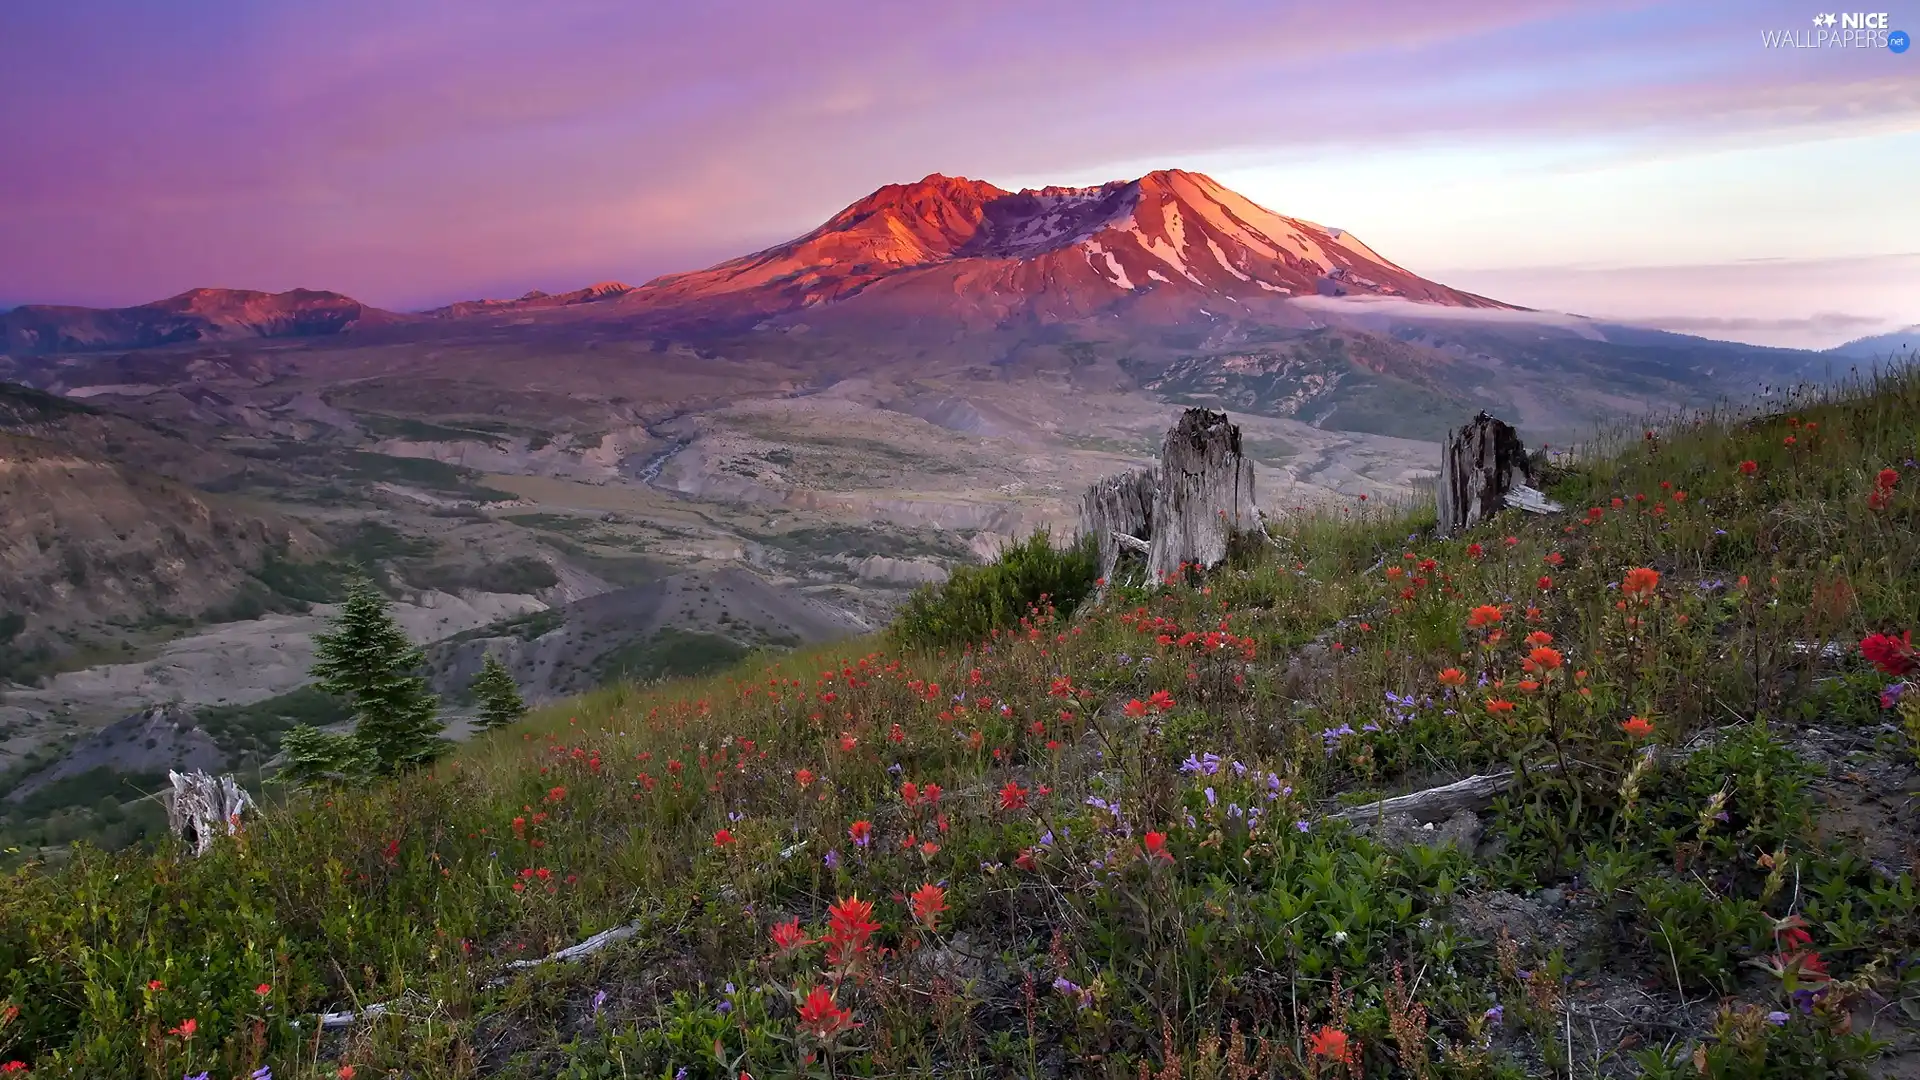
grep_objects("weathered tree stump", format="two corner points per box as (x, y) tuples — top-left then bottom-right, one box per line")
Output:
(1079, 468), (1157, 583)
(1435, 411), (1560, 536)
(164, 769), (256, 857)
(1148, 409), (1258, 582)
(1078, 409), (1261, 586)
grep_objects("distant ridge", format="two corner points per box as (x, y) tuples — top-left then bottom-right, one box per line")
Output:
(0, 287), (400, 356)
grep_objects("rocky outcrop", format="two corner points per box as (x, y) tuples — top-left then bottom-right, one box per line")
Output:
(0, 431), (309, 662)
(4, 703), (223, 803)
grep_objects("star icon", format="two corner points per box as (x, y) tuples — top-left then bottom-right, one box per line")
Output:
(1824, 13), (1839, 26)
(1813, 12), (1825, 24)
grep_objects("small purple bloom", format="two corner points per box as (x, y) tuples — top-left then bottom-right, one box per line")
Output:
(1483, 1005), (1503, 1025)
(1295, 820), (1310, 832)
(824, 848), (840, 869)
(1766, 1011), (1789, 1026)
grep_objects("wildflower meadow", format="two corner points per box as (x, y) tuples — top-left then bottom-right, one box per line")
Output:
(2, 369), (1918, 1078)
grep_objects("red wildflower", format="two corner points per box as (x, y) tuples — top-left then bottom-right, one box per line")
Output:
(1123, 698), (1149, 718)
(1621, 716), (1654, 739)
(1147, 689), (1176, 712)
(910, 883), (947, 930)
(796, 984), (860, 1040)
(170, 1017), (197, 1039)
(255, 983), (272, 996)
(998, 782), (1029, 812)
(1437, 667), (1467, 688)
(1622, 567), (1660, 598)
(1467, 605), (1503, 628)
(1466, 542), (1484, 558)
(900, 781), (919, 806)
(1143, 831), (1173, 862)
(1524, 646), (1563, 672)
(147, 979), (164, 991)
(1545, 552), (1564, 566)
(770, 918), (810, 954)
(713, 829), (736, 848)
(823, 895), (880, 969)
(848, 820), (873, 847)
(1486, 698), (1516, 714)
(1860, 631), (1917, 676)
(1524, 630), (1554, 647)
(0, 1063), (25, 1075)
(1309, 1026), (1354, 1064)
(794, 768), (815, 789)
(1537, 575), (1553, 591)
(1739, 459), (1758, 475)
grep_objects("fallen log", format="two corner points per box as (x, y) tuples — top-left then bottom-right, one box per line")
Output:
(1507, 483), (1565, 515)
(1324, 771), (1517, 825)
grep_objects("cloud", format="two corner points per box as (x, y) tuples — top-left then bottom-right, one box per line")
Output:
(1621, 312), (1889, 336)
(1438, 254), (1920, 349)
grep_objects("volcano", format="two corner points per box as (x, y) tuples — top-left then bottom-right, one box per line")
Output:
(611, 168), (1506, 329)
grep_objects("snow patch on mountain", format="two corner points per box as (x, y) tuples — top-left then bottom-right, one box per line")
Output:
(1207, 237), (1250, 282)
(1083, 241), (1136, 290)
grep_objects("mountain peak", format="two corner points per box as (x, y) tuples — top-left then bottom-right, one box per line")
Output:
(619, 167), (1506, 327)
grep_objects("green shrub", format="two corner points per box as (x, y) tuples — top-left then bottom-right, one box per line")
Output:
(891, 530), (1097, 649)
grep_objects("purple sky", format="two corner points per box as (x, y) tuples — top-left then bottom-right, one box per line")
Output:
(2, 0), (1915, 346)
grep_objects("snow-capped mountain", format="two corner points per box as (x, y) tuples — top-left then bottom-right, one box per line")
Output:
(616, 169), (1505, 328)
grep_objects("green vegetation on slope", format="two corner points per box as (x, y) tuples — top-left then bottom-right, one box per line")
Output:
(2, 371), (1918, 1079)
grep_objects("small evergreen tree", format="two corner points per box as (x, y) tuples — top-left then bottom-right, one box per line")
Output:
(309, 577), (445, 774)
(273, 723), (369, 787)
(469, 653), (527, 731)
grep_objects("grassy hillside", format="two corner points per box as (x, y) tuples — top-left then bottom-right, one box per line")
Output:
(2, 371), (1918, 1079)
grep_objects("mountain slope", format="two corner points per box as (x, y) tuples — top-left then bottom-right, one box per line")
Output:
(616, 169), (1505, 330)
(0, 288), (400, 356)
(423, 281), (636, 318)
(1829, 324), (1920, 360)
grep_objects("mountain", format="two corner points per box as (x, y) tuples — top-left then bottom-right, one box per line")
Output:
(1828, 325), (1920, 360)
(423, 281), (636, 318)
(0, 287), (400, 356)
(614, 169), (1504, 331)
